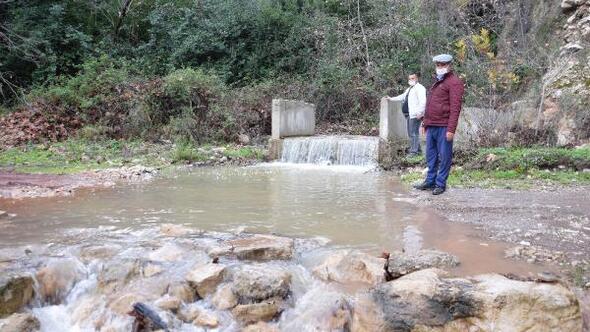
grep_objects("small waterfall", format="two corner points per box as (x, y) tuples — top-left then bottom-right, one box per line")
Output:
(280, 136), (379, 166)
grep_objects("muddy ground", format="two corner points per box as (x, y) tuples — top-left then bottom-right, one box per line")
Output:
(409, 185), (590, 271)
(0, 166), (156, 199)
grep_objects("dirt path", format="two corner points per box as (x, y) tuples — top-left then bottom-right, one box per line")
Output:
(409, 186), (590, 267)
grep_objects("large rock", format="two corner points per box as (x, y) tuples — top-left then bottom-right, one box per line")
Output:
(0, 313), (40, 332)
(386, 249), (459, 279)
(79, 244), (122, 262)
(36, 258), (84, 304)
(185, 263), (226, 298)
(230, 264), (291, 303)
(147, 243), (185, 262)
(0, 275), (34, 318)
(193, 309), (219, 328)
(154, 295), (181, 312)
(226, 234), (294, 261)
(351, 269), (583, 332)
(211, 284), (238, 310)
(166, 282), (196, 303)
(232, 300), (283, 324)
(98, 259), (140, 293)
(313, 250), (386, 285)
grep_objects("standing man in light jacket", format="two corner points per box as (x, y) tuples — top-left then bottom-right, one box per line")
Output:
(414, 54), (465, 195)
(388, 73), (427, 156)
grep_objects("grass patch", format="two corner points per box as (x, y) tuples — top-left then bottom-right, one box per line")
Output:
(222, 146), (266, 160)
(0, 139), (172, 174)
(171, 142), (208, 163)
(399, 147), (590, 189)
(469, 147), (590, 171)
(401, 168), (590, 189)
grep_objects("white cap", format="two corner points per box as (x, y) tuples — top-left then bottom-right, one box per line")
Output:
(432, 54), (453, 63)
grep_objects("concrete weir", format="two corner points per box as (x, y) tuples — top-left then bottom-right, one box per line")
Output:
(268, 98), (406, 166)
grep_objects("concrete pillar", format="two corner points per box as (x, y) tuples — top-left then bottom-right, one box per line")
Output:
(379, 98), (407, 141)
(271, 99), (315, 139)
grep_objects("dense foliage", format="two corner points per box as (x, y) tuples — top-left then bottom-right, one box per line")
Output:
(0, 0), (564, 144)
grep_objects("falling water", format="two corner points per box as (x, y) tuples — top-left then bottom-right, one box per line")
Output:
(279, 136), (379, 167)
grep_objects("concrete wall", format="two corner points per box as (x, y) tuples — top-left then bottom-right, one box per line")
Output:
(379, 98), (408, 142)
(267, 138), (283, 161)
(271, 99), (316, 139)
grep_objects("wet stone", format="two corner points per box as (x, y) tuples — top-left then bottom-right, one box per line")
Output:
(148, 243), (185, 262)
(193, 310), (219, 328)
(185, 263), (226, 298)
(0, 313), (40, 332)
(230, 264), (291, 303)
(143, 263), (163, 278)
(351, 268), (582, 332)
(0, 274), (34, 318)
(98, 259), (141, 292)
(36, 258), (84, 304)
(242, 321), (280, 332)
(155, 295), (181, 312)
(386, 249), (460, 278)
(232, 300), (283, 324)
(78, 244), (122, 262)
(167, 282), (195, 303)
(227, 234), (294, 261)
(313, 250), (385, 285)
(211, 284), (238, 310)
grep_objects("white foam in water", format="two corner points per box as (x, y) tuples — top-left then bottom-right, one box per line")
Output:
(279, 136), (379, 168)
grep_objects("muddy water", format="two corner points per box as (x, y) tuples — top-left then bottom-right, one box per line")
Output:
(0, 165), (544, 276)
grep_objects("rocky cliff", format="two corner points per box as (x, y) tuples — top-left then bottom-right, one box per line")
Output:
(540, 0), (590, 146)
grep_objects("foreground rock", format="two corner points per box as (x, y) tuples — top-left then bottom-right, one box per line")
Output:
(230, 264), (291, 303)
(36, 258), (84, 304)
(386, 249), (460, 279)
(232, 300), (283, 324)
(313, 250), (386, 285)
(0, 313), (40, 332)
(0, 275), (34, 318)
(352, 268), (582, 332)
(186, 263), (226, 298)
(218, 234), (295, 261)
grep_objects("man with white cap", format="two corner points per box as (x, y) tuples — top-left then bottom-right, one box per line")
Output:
(413, 54), (465, 195)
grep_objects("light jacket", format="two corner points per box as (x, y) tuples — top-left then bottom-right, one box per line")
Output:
(389, 82), (427, 119)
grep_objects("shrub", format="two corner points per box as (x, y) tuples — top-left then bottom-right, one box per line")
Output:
(469, 147), (590, 171)
(171, 141), (207, 163)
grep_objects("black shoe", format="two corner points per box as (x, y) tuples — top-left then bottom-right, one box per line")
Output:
(413, 182), (435, 190)
(432, 187), (446, 195)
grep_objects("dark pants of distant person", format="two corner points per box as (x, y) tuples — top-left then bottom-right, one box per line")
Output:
(425, 126), (453, 189)
(406, 117), (422, 155)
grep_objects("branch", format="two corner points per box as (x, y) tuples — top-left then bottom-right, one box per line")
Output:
(113, 0), (134, 39)
(356, 0), (370, 71)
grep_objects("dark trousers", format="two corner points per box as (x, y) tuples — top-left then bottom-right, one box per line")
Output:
(425, 126), (453, 188)
(405, 117), (422, 154)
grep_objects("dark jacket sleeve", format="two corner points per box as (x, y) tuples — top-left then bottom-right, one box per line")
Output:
(447, 77), (465, 134)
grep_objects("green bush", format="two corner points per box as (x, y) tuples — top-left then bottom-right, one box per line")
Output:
(29, 55), (136, 113)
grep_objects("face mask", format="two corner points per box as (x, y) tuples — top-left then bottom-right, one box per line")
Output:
(435, 67), (448, 76)
(408, 80), (417, 86)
